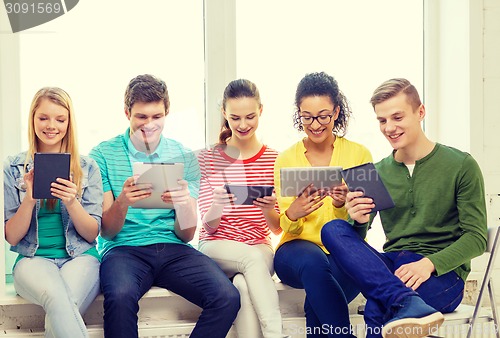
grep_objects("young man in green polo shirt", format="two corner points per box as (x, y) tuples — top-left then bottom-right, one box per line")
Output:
(89, 74), (240, 338)
(321, 78), (487, 338)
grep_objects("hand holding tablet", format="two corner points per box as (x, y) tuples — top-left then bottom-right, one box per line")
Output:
(341, 162), (395, 213)
(131, 162), (184, 209)
(280, 166), (343, 197)
(33, 153), (71, 199)
(224, 184), (274, 206)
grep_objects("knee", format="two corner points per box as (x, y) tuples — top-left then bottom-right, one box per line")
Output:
(232, 274), (249, 294)
(211, 281), (241, 316)
(241, 249), (271, 274)
(321, 219), (352, 247)
(38, 287), (69, 308)
(102, 283), (139, 309)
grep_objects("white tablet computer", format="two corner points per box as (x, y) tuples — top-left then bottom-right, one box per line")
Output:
(280, 166), (343, 197)
(131, 162), (184, 209)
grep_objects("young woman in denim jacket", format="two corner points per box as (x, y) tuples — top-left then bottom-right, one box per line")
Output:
(3, 87), (103, 338)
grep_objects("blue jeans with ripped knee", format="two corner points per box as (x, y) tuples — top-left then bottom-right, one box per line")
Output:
(321, 219), (464, 338)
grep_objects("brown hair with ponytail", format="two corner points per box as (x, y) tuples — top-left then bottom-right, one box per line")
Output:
(218, 79), (261, 145)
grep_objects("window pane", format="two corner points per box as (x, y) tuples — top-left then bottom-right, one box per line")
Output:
(18, 0), (205, 154)
(236, 0), (423, 162)
(8, 0), (205, 279)
(236, 0), (423, 249)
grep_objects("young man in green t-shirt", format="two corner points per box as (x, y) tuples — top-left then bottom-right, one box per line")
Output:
(321, 78), (487, 338)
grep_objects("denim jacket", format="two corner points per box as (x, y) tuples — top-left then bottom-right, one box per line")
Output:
(3, 151), (103, 257)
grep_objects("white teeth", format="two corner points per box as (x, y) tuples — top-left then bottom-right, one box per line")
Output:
(311, 130), (323, 135)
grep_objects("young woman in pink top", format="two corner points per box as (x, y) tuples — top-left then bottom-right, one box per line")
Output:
(197, 79), (284, 338)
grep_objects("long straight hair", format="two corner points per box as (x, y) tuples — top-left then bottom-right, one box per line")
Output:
(25, 87), (83, 207)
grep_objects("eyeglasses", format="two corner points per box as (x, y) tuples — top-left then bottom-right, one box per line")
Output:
(300, 115), (333, 125)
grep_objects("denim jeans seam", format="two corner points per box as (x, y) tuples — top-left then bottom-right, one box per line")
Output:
(435, 288), (464, 313)
(14, 270), (88, 337)
(441, 276), (463, 293)
(78, 275), (101, 312)
(426, 275), (463, 299)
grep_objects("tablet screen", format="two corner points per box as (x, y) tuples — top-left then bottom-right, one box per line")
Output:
(280, 166), (343, 197)
(224, 184), (274, 205)
(33, 153), (71, 199)
(131, 162), (184, 209)
(341, 162), (395, 212)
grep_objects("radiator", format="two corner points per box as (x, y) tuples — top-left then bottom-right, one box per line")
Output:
(1, 324), (196, 338)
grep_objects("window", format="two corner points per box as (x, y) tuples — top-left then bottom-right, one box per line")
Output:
(235, 0), (423, 248)
(17, 0), (205, 154)
(1, 0), (424, 286)
(236, 0), (423, 161)
(4, 0), (205, 283)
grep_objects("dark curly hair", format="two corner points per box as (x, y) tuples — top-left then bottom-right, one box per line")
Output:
(293, 72), (351, 136)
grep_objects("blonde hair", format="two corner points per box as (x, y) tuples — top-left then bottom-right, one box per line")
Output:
(25, 87), (83, 206)
(370, 78), (422, 111)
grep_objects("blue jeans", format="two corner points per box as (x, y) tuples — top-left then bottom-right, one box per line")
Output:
(274, 240), (359, 338)
(14, 255), (100, 338)
(100, 243), (240, 338)
(321, 220), (464, 338)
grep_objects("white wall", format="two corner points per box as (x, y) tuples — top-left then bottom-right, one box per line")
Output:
(424, 0), (482, 156)
(482, 0), (500, 305)
(0, 7), (21, 293)
(483, 0), (500, 197)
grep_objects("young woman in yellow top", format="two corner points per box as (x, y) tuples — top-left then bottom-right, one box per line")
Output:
(273, 72), (372, 337)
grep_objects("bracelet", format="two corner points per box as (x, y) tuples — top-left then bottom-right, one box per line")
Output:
(202, 220), (217, 230)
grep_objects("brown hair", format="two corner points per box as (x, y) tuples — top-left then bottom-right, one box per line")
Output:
(218, 79), (261, 145)
(124, 74), (170, 113)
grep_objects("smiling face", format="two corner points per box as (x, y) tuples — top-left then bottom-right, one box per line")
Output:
(223, 97), (262, 143)
(33, 98), (69, 153)
(375, 92), (425, 150)
(299, 95), (339, 145)
(126, 101), (166, 152)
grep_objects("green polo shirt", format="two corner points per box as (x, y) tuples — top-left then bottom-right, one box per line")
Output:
(89, 129), (200, 256)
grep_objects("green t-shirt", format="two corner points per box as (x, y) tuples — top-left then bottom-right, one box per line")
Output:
(89, 129), (201, 256)
(14, 200), (100, 268)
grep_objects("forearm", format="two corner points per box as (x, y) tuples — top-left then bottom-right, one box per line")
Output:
(427, 231), (487, 276)
(64, 200), (99, 242)
(333, 205), (348, 220)
(174, 197), (198, 242)
(101, 198), (128, 240)
(279, 211), (304, 235)
(263, 209), (281, 235)
(201, 204), (224, 234)
(5, 199), (36, 246)
(277, 197), (303, 234)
